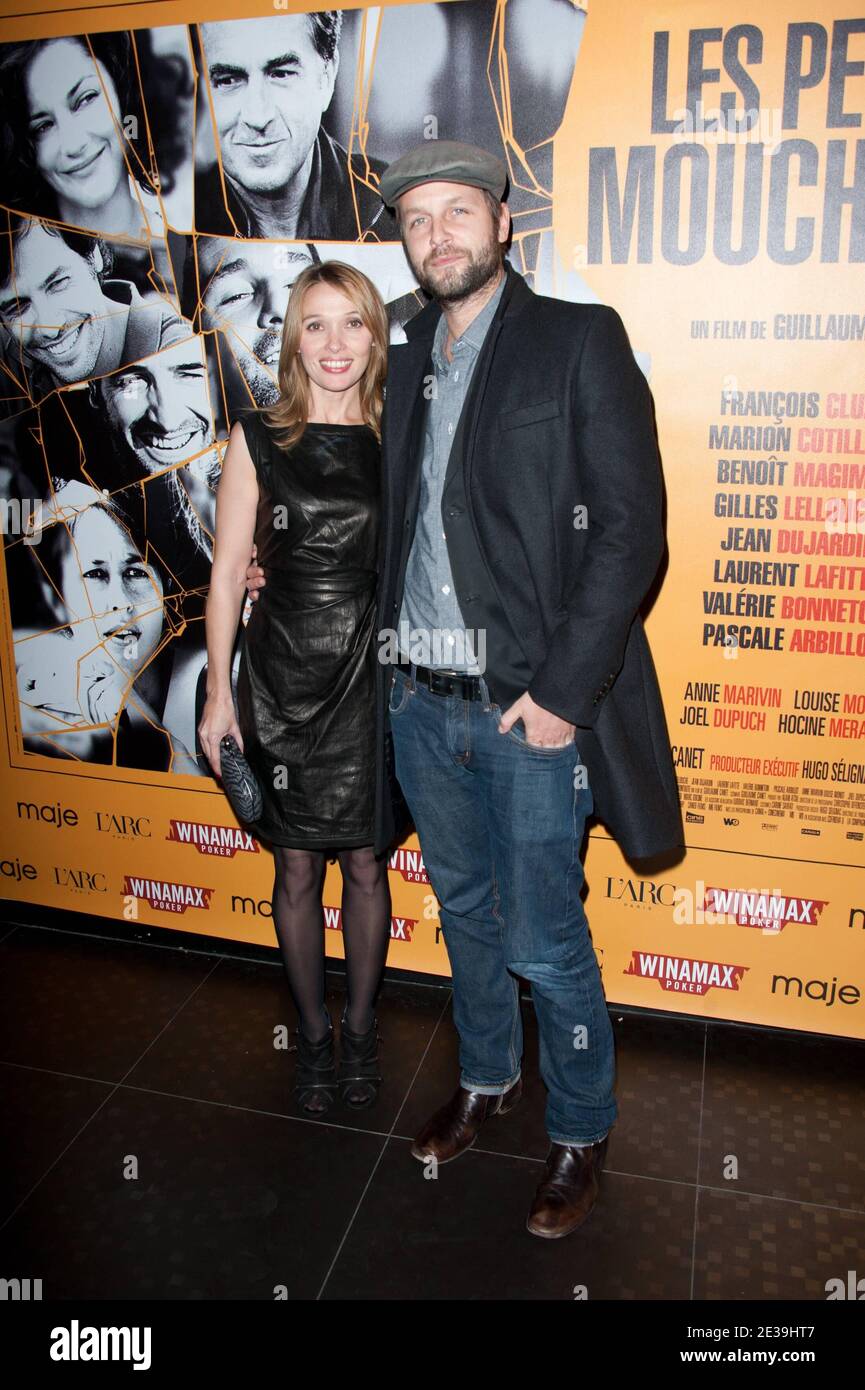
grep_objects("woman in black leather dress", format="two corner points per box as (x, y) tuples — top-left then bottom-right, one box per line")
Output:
(199, 261), (391, 1117)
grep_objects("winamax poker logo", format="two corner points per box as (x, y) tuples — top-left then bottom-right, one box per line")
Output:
(702, 887), (828, 932)
(123, 875), (215, 914)
(323, 905), (418, 942)
(166, 819), (260, 858)
(607, 876), (829, 935)
(388, 846), (429, 884)
(624, 952), (749, 996)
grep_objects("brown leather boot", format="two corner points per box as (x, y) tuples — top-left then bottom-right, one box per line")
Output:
(526, 1135), (609, 1238)
(410, 1077), (522, 1164)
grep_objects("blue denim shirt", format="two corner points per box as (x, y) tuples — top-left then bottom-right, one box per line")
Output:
(397, 268), (506, 670)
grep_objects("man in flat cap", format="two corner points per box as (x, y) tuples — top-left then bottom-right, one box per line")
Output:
(245, 139), (682, 1238)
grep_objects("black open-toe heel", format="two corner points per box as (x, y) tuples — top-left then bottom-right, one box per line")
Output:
(337, 1015), (382, 1109)
(288, 1021), (338, 1115)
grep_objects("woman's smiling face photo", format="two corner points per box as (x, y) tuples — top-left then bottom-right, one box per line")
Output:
(24, 37), (126, 214)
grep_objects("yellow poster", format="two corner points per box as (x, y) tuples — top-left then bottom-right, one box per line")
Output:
(1, 0), (862, 1037)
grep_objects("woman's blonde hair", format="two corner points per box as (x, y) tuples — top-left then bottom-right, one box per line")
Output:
(262, 260), (389, 450)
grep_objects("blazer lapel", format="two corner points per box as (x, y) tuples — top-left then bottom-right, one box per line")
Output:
(383, 334), (433, 576)
(391, 294), (438, 511)
(441, 263), (528, 494)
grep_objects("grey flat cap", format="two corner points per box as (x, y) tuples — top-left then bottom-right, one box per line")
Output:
(379, 139), (507, 210)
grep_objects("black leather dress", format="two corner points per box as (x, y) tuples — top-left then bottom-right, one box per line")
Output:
(235, 411), (380, 849)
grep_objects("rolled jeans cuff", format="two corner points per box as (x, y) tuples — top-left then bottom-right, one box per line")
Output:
(459, 1067), (521, 1095)
(547, 1127), (610, 1147)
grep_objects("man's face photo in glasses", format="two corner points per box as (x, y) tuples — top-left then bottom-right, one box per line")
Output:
(93, 335), (214, 476)
(200, 16), (339, 201)
(197, 238), (315, 406)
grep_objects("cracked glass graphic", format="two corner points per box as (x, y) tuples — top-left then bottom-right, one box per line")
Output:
(0, 2), (588, 775)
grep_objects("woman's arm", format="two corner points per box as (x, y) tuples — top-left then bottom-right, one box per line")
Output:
(199, 419), (259, 777)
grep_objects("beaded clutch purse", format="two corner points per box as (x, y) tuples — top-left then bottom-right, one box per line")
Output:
(219, 734), (263, 824)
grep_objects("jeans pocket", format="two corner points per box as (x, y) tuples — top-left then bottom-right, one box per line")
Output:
(499, 712), (576, 755)
(388, 669), (413, 716)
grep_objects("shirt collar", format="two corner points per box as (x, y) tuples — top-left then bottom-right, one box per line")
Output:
(432, 266), (506, 369)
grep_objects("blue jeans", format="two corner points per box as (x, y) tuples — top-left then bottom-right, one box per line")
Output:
(387, 663), (617, 1146)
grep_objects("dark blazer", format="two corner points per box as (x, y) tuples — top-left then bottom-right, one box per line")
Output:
(372, 259), (684, 861)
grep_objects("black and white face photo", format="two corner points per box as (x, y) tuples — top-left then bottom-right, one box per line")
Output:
(0, 217), (189, 418)
(11, 477), (202, 774)
(197, 237), (317, 406)
(0, 221), (115, 400)
(84, 335), (222, 575)
(0, 34), (153, 235)
(200, 15), (338, 209)
(0, 28), (195, 293)
(192, 11), (397, 241)
(90, 335), (216, 479)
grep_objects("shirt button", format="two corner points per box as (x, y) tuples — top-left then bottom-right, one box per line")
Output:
(447, 422), (453, 434)
(442, 584), (450, 594)
(453, 371), (459, 381)
(442, 531), (446, 539)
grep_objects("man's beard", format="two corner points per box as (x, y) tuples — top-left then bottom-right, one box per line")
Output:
(233, 331), (280, 407)
(248, 368), (280, 408)
(408, 228), (503, 307)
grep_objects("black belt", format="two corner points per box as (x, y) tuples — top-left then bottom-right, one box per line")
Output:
(395, 658), (486, 701)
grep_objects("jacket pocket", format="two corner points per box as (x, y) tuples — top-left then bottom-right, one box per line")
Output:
(498, 398), (561, 430)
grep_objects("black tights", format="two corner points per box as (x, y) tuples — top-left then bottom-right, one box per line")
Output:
(271, 844), (391, 1043)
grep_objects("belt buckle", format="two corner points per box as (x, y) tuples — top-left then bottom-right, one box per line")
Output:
(428, 668), (451, 696)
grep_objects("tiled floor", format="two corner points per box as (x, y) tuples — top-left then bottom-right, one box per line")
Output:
(1, 920), (863, 1300)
